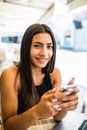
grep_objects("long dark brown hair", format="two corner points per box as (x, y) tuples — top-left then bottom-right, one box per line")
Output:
(17, 23), (56, 113)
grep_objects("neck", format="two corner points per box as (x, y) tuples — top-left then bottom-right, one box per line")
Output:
(32, 67), (42, 74)
(31, 68), (44, 86)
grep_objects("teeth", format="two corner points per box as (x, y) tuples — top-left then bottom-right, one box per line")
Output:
(39, 59), (45, 62)
(36, 57), (48, 63)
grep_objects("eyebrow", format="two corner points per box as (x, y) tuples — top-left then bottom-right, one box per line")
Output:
(33, 42), (53, 45)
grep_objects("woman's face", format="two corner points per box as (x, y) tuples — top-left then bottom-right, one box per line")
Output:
(30, 33), (53, 69)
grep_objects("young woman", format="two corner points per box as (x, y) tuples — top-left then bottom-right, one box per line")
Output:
(0, 23), (79, 130)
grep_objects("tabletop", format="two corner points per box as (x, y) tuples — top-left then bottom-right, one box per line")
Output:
(27, 111), (87, 130)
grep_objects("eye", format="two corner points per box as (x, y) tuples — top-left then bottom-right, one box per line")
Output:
(33, 43), (41, 48)
(47, 45), (53, 49)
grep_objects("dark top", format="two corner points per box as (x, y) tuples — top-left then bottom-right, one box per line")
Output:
(17, 73), (52, 114)
(36, 73), (52, 98)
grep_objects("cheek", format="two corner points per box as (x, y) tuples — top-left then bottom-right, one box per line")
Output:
(30, 48), (34, 58)
(48, 51), (53, 61)
(30, 47), (37, 56)
(30, 51), (36, 58)
(50, 51), (53, 57)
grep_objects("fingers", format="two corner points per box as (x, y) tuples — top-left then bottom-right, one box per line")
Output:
(53, 105), (62, 111)
(72, 87), (79, 93)
(67, 77), (75, 85)
(59, 95), (78, 111)
(62, 100), (78, 111)
(43, 87), (67, 101)
(36, 97), (62, 118)
(62, 94), (78, 102)
(46, 92), (70, 103)
(41, 87), (79, 114)
(44, 87), (57, 95)
(42, 87), (75, 105)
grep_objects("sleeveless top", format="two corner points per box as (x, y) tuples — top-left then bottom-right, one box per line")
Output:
(17, 73), (52, 114)
(36, 73), (52, 98)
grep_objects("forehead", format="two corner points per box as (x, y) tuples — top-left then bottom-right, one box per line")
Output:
(32, 33), (52, 43)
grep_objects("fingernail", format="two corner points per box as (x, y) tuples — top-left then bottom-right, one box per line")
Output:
(72, 77), (75, 80)
(52, 88), (56, 91)
(68, 88), (73, 92)
(51, 98), (58, 102)
(56, 108), (62, 111)
(66, 91), (72, 95)
(53, 105), (59, 109)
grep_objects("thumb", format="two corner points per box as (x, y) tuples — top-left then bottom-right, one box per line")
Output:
(67, 77), (75, 85)
(45, 87), (57, 95)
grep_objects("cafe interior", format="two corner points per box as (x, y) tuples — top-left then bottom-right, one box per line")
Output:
(0, 0), (87, 129)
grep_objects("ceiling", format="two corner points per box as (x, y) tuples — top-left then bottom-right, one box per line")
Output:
(59, 0), (74, 4)
(0, 0), (87, 33)
(2, 0), (76, 6)
(0, 0), (54, 32)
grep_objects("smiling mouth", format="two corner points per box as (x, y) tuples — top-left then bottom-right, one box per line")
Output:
(36, 57), (49, 63)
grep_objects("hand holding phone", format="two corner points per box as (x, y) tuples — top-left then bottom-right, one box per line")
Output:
(59, 84), (77, 95)
(60, 84), (76, 92)
(59, 84), (79, 110)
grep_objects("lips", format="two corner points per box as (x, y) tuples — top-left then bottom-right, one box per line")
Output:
(36, 57), (49, 63)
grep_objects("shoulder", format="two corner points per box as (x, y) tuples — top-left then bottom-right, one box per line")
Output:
(50, 67), (61, 78)
(50, 67), (62, 89)
(0, 66), (18, 80)
(0, 66), (19, 91)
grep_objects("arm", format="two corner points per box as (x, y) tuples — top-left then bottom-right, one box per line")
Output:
(0, 68), (39, 130)
(0, 67), (68, 130)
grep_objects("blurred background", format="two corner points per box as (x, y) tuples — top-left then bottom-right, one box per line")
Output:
(0, 0), (87, 113)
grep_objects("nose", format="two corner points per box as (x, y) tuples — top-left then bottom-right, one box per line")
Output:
(39, 47), (47, 56)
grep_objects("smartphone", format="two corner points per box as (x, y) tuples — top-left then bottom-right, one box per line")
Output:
(59, 84), (76, 92)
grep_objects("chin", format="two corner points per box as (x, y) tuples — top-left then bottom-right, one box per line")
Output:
(37, 63), (47, 68)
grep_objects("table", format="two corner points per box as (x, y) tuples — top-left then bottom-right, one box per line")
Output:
(27, 111), (87, 130)
(27, 117), (56, 130)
